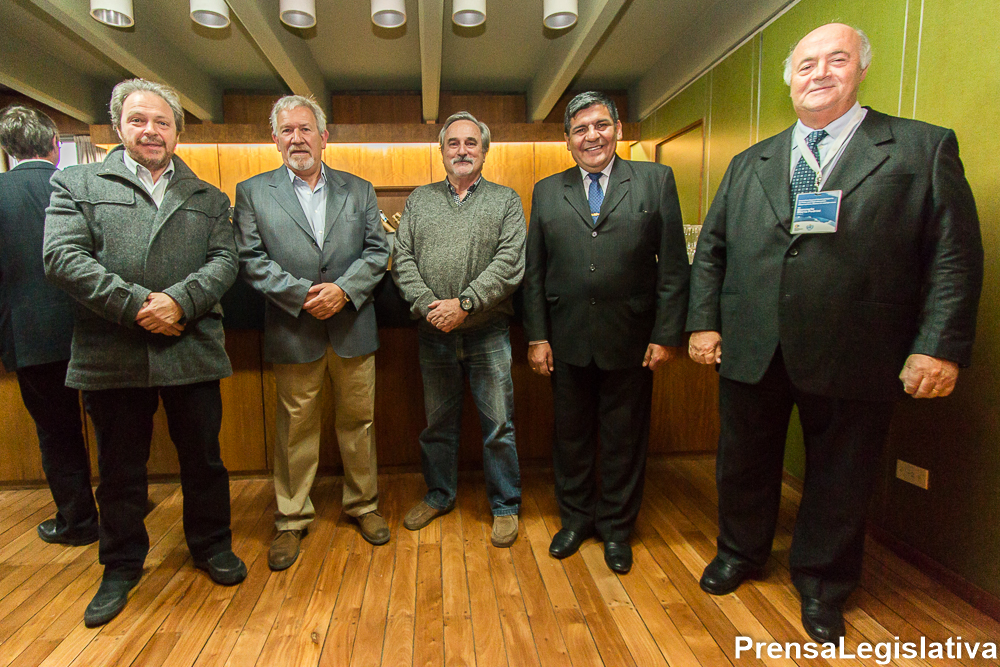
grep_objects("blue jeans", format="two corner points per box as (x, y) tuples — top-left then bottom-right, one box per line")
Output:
(417, 321), (521, 516)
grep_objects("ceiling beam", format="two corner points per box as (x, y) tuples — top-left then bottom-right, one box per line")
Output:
(0, 37), (106, 124)
(526, 0), (629, 123)
(417, 0), (444, 123)
(226, 0), (330, 115)
(24, 0), (224, 122)
(632, 0), (796, 120)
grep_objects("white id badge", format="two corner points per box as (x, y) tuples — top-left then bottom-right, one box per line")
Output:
(791, 190), (842, 234)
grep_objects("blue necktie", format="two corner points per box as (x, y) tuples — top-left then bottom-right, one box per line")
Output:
(790, 129), (828, 207)
(588, 172), (604, 224)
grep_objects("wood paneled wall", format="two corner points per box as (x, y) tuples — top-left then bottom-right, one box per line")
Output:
(0, 138), (717, 486)
(222, 90), (629, 126)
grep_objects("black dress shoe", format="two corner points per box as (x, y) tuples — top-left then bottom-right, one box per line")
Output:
(37, 518), (99, 546)
(801, 597), (845, 644)
(549, 528), (593, 559)
(699, 556), (760, 595)
(195, 550), (248, 586)
(84, 577), (139, 628)
(604, 542), (632, 574)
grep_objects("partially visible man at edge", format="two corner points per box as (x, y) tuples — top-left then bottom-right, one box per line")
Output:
(44, 78), (247, 628)
(0, 104), (99, 548)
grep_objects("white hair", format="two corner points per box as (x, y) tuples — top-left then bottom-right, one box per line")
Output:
(783, 25), (872, 85)
(270, 95), (326, 135)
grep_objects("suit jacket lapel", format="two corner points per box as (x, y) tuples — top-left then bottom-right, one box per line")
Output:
(268, 167), (315, 241)
(321, 165), (348, 246)
(562, 167), (592, 227)
(152, 156), (204, 240)
(823, 109), (891, 199)
(755, 126), (795, 231)
(595, 158), (630, 228)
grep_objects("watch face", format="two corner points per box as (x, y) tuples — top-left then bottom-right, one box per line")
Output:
(461, 297), (473, 312)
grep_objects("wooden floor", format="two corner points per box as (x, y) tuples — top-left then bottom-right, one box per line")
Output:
(1, 456), (998, 667)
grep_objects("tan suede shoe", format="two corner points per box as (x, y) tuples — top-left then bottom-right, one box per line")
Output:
(357, 511), (390, 545)
(268, 529), (304, 571)
(491, 515), (518, 548)
(403, 500), (452, 530)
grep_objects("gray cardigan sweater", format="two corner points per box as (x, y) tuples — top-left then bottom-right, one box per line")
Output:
(392, 178), (525, 332)
(43, 147), (237, 390)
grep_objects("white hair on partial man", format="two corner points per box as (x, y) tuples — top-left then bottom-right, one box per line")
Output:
(782, 25), (873, 85)
(270, 95), (327, 135)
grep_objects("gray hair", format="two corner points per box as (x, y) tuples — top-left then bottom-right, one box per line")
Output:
(564, 91), (619, 135)
(109, 79), (185, 133)
(783, 25), (873, 85)
(0, 105), (59, 160)
(270, 95), (326, 135)
(438, 112), (491, 153)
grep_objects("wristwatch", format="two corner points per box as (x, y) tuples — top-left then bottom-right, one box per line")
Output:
(460, 296), (474, 313)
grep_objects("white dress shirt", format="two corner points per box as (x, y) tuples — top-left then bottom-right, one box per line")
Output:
(288, 166), (327, 245)
(123, 151), (174, 209)
(579, 155), (616, 201)
(789, 102), (867, 189)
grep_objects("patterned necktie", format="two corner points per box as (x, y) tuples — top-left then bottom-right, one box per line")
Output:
(790, 129), (828, 207)
(588, 172), (604, 224)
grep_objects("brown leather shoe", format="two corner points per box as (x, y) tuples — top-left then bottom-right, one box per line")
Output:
(403, 501), (452, 530)
(268, 529), (304, 571)
(357, 511), (390, 545)
(491, 515), (518, 548)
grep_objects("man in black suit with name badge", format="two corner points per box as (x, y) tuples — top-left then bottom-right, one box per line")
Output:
(524, 91), (690, 574)
(688, 24), (983, 643)
(0, 105), (99, 547)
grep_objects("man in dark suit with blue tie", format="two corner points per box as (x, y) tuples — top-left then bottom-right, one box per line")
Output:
(688, 24), (983, 643)
(523, 91), (691, 574)
(0, 105), (99, 546)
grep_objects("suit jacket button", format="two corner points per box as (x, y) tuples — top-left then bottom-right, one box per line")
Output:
(592, 231), (598, 237)
(321, 267), (327, 273)
(590, 264), (596, 271)
(590, 298), (596, 305)
(789, 248), (799, 256)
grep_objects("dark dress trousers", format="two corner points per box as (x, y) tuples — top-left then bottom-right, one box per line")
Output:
(523, 158), (690, 541)
(687, 109), (983, 604)
(0, 161), (97, 537)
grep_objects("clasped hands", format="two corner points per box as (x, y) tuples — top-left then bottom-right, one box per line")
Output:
(303, 283), (348, 320)
(426, 298), (467, 333)
(136, 292), (184, 336)
(688, 330), (958, 399)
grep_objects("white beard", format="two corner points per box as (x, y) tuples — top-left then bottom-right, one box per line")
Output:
(287, 153), (315, 172)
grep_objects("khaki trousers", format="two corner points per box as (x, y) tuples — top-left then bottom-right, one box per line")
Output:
(272, 347), (378, 530)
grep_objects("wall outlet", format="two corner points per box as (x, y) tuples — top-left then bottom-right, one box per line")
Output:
(896, 460), (930, 489)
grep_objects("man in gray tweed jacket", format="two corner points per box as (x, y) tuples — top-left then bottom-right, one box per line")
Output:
(393, 111), (525, 547)
(44, 79), (246, 628)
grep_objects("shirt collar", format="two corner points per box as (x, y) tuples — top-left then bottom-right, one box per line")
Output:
(14, 158), (56, 167)
(122, 149), (174, 183)
(579, 155), (616, 183)
(286, 165), (326, 190)
(446, 174), (483, 201)
(795, 102), (862, 142)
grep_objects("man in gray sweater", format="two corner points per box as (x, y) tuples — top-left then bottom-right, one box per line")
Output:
(393, 111), (525, 547)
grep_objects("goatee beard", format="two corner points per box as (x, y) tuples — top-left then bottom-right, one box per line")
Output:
(288, 154), (316, 171)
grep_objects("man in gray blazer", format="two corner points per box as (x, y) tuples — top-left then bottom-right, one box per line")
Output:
(44, 79), (246, 628)
(234, 95), (390, 570)
(688, 24), (982, 643)
(0, 105), (98, 547)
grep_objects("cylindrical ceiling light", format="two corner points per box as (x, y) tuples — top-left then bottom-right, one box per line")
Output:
(280, 0), (316, 28)
(371, 0), (406, 28)
(452, 0), (485, 27)
(191, 0), (230, 28)
(90, 0), (134, 27)
(543, 0), (577, 29)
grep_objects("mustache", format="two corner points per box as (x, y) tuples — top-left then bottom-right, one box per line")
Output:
(138, 136), (165, 147)
(451, 156), (474, 165)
